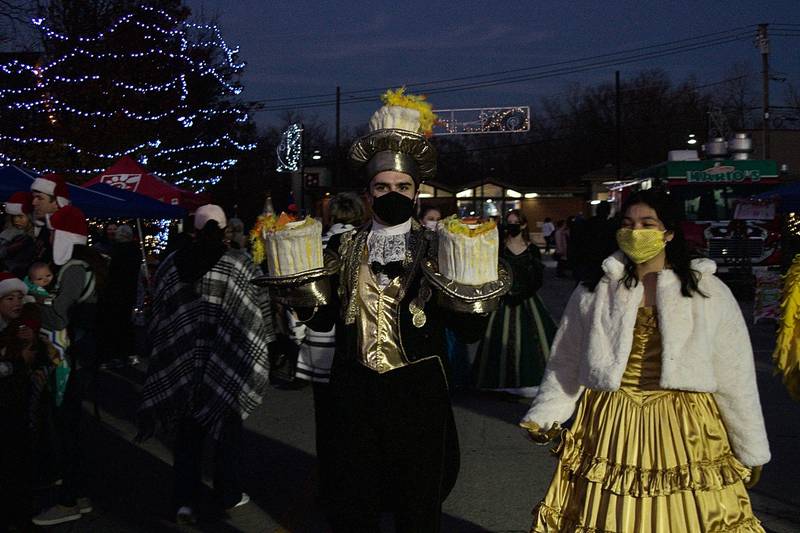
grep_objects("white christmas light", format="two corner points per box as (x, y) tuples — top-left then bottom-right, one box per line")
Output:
(0, 5), (253, 190)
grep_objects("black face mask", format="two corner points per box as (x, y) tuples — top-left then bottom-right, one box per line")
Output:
(372, 191), (414, 227)
(505, 223), (522, 237)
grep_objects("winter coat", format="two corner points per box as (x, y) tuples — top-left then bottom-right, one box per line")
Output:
(139, 248), (274, 438)
(522, 251), (770, 467)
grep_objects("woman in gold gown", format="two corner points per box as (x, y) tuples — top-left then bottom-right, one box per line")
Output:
(521, 190), (770, 533)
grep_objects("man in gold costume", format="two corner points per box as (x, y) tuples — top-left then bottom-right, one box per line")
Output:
(302, 91), (506, 532)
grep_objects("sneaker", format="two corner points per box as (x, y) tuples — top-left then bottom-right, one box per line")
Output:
(226, 492), (250, 510)
(77, 496), (93, 514)
(176, 506), (197, 525)
(32, 505), (82, 526)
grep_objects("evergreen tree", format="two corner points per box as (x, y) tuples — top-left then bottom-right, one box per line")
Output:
(0, 1), (254, 191)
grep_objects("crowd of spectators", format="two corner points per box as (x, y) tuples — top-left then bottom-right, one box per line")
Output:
(0, 174), (159, 527)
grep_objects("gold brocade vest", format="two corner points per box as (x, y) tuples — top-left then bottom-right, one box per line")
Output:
(356, 252), (408, 373)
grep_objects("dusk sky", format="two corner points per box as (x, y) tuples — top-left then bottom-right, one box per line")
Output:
(186, 0), (800, 133)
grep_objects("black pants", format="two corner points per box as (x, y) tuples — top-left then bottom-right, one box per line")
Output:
(324, 357), (459, 533)
(312, 381), (333, 477)
(544, 234), (555, 253)
(0, 383), (33, 527)
(55, 367), (89, 506)
(173, 415), (243, 510)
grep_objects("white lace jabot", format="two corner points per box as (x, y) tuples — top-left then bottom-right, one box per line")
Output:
(367, 218), (411, 287)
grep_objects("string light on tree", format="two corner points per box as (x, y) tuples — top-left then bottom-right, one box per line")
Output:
(788, 212), (800, 237)
(0, 5), (253, 190)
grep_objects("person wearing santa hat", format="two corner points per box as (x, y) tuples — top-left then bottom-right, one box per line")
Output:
(0, 192), (36, 278)
(31, 173), (70, 216)
(30, 173), (70, 265)
(33, 205), (105, 526)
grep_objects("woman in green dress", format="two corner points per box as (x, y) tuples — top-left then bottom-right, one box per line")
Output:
(472, 210), (557, 397)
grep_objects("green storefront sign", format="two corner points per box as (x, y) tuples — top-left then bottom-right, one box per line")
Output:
(635, 160), (779, 183)
(686, 168), (762, 183)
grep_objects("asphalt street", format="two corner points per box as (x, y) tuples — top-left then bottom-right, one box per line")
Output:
(42, 256), (800, 533)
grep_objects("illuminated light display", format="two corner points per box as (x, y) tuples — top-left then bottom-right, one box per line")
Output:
(276, 123), (303, 172)
(433, 107), (531, 136)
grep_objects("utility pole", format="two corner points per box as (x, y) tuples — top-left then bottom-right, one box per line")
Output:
(758, 23), (770, 159)
(335, 86), (341, 186)
(615, 70), (622, 180)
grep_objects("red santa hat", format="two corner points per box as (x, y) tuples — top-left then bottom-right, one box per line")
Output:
(0, 272), (27, 298)
(49, 205), (88, 266)
(31, 173), (70, 208)
(4, 191), (33, 216)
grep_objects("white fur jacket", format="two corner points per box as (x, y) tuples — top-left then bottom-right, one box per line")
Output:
(522, 252), (770, 467)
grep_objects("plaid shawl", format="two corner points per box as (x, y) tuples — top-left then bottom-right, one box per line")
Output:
(139, 250), (274, 439)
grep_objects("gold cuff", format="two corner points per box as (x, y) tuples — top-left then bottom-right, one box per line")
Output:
(519, 421), (562, 445)
(422, 258), (511, 314)
(744, 465), (763, 489)
(251, 250), (339, 307)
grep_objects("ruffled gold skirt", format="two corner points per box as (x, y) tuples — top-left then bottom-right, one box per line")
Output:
(531, 388), (764, 533)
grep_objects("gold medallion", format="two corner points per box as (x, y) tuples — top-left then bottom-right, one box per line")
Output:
(412, 310), (427, 328)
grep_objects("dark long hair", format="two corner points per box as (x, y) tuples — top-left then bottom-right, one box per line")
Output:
(506, 209), (530, 243)
(586, 189), (705, 297)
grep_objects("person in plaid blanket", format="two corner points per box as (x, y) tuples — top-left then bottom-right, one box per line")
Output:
(138, 205), (275, 525)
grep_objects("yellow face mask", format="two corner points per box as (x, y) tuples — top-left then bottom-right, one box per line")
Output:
(616, 228), (667, 264)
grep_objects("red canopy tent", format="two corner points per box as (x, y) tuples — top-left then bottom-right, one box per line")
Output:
(82, 156), (207, 210)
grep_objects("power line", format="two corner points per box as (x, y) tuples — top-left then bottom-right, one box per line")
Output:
(254, 34), (753, 111)
(250, 25), (756, 108)
(253, 32), (753, 112)
(403, 36), (751, 96)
